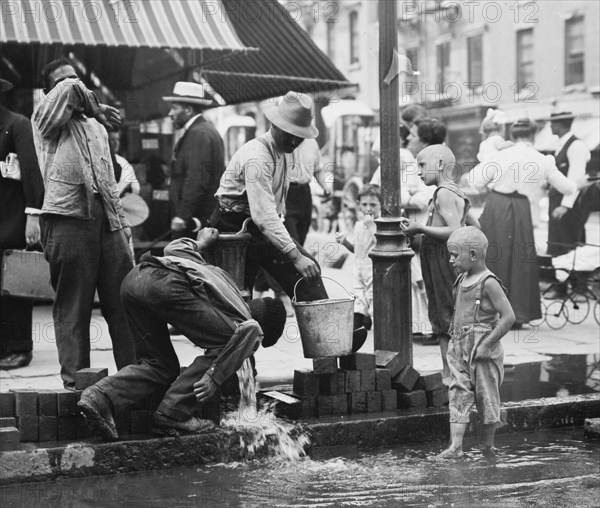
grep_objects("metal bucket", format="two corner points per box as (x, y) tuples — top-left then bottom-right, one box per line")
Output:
(292, 277), (355, 358)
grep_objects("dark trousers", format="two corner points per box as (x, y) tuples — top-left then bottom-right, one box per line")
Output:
(547, 190), (587, 256)
(40, 196), (135, 388)
(284, 182), (313, 247)
(95, 264), (258, 420)
(212, 211), (328, 302)
(0, 295), (32, 356)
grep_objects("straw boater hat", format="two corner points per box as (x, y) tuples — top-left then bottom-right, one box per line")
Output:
(162, 81), (212, 106)
(265, 91), (319, 139)
(548, 111), (576, 122)
(0, 78), (14, 93)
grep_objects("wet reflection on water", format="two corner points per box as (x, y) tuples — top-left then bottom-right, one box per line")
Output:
(2, 428), (598, 507)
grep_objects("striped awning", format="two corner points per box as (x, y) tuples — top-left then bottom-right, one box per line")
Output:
(0, 0), (248, 52)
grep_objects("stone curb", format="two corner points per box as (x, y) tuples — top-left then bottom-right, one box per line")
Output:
(1, 393), (599, 485)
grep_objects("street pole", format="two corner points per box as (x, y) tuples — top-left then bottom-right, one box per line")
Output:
(371, 0), (414, 364)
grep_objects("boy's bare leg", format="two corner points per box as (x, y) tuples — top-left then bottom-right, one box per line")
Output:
(480, 423), (497, 450)
(436, 423), (467, 459)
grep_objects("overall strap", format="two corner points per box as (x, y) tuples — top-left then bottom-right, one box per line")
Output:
(255, 136), (288, 202)
(428, 183), (471, 226)
(473, 270), (502, 323)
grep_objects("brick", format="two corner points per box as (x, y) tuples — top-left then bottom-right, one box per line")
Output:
(0, 392), (16, 417)
(360, 370), (376, 392)
(382, 390), (398, 411)
(0, 427), (20, 451)
(348, 392), (367, 414)
(18, 416), (38, 442)
(339, 353), (376, 371)
(416, 371), (443, 392)
(366, 391), (382, 413)
(282, 392), (317, 419)
(57, 416), (78, 441)
(38, 416), (58, 442)
(57, 389), (78, 416)
(397, 389), (427, 409)
(13, 389), (37, 417)
(0, 417), (17, 428)
(75, 368), (108, 390)
(375, 369), (392, 391)
(77, 413), (93, 439)
(38, 390), (58, 416)
(130, 410), (150, 435)
(317, 395), (333, 417)
(313, 358), (338, 375)
(392, 365), (420, 393)
(293, 369), (320, 397)
(426, 388), (449, 407)
(343, 370), (361, 393)
(332, 394), (349, 415)
(375, 350), (407, 377)
(319, 372), (346, 395)
(261, 391), (302, 420)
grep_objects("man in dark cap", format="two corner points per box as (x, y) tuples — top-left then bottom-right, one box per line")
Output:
(78, 227), (287, 440)
(0, 77), (45, 369)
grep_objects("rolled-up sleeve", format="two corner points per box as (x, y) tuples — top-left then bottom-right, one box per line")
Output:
(560, 141), (590, 208)
(545, 155), (577, 197)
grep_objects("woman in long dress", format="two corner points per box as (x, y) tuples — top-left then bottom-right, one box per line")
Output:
(469, 119), (577, 326)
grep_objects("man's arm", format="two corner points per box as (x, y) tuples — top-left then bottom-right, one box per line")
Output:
(33, 79), (120, 138)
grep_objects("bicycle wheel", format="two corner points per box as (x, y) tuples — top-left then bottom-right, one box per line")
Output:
(545, 300), (569, 330)
(594, 300), (600, 326)
(564, 292), (590, 324)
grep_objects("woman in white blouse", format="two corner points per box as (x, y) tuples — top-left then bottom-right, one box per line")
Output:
(469, 118), (577, 327)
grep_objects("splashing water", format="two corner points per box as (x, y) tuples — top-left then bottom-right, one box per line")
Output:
(220, 358), (311, 461)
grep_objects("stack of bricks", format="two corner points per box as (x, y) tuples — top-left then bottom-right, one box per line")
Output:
(375, 350), (449, 411)
(262, 353), (398, 419)
(0, 366), (222, 450)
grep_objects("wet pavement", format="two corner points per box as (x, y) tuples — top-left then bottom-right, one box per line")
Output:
(1, 428), (598, 507)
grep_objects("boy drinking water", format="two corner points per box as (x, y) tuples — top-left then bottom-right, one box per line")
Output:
(400, 145), (471, 385)
(437, 227), (515, 458)
(336, 184), (380, 352)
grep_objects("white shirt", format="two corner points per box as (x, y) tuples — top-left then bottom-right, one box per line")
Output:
(116, 154), (140, 196)
(469, 141), (577, 202)
(554, 131), (590, 208)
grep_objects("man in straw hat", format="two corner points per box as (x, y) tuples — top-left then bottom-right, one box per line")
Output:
(213, 91), (367, 348)
(32, 58), (135, 388)
(163, 82), (225, 238)
(547, 112), (591, 254)
(0, 77), (45, 369)
(78, 227), (287, 439)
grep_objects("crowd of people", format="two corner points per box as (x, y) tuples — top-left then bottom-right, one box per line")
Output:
(0, 57), (595, 447)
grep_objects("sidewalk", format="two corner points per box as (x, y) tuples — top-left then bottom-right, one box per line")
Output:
(1, 213), (598, 392)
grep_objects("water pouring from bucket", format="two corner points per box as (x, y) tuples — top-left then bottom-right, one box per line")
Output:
(292, 277), (356, 358)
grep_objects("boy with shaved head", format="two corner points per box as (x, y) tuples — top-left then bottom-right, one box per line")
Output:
(401, 145), (471, 384)
(437, 227), (515, 459)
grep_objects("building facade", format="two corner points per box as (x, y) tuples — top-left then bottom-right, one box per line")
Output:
(298, 0), (599, 168)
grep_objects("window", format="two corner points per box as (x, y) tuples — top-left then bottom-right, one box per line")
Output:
(565, 16), (585, 85)
(327, 20), (336, 61)
(350, 11), (359, 65)
(467, 34), (483, 87)
(516, 28), (534, 90)
(436, 42), (450, 87)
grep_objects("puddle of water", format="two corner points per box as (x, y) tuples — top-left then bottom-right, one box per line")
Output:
(2, 428), (598, 507)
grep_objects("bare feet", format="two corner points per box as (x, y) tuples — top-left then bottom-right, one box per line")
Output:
(434, 446), (464, 459)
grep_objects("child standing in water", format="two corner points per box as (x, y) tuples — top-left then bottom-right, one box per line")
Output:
(437, 227), (515, 459)
(336, 184), (381, 352)
(400, 145), (472, 385)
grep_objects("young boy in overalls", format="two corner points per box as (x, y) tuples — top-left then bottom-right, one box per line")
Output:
(437, 227), (515, 459)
